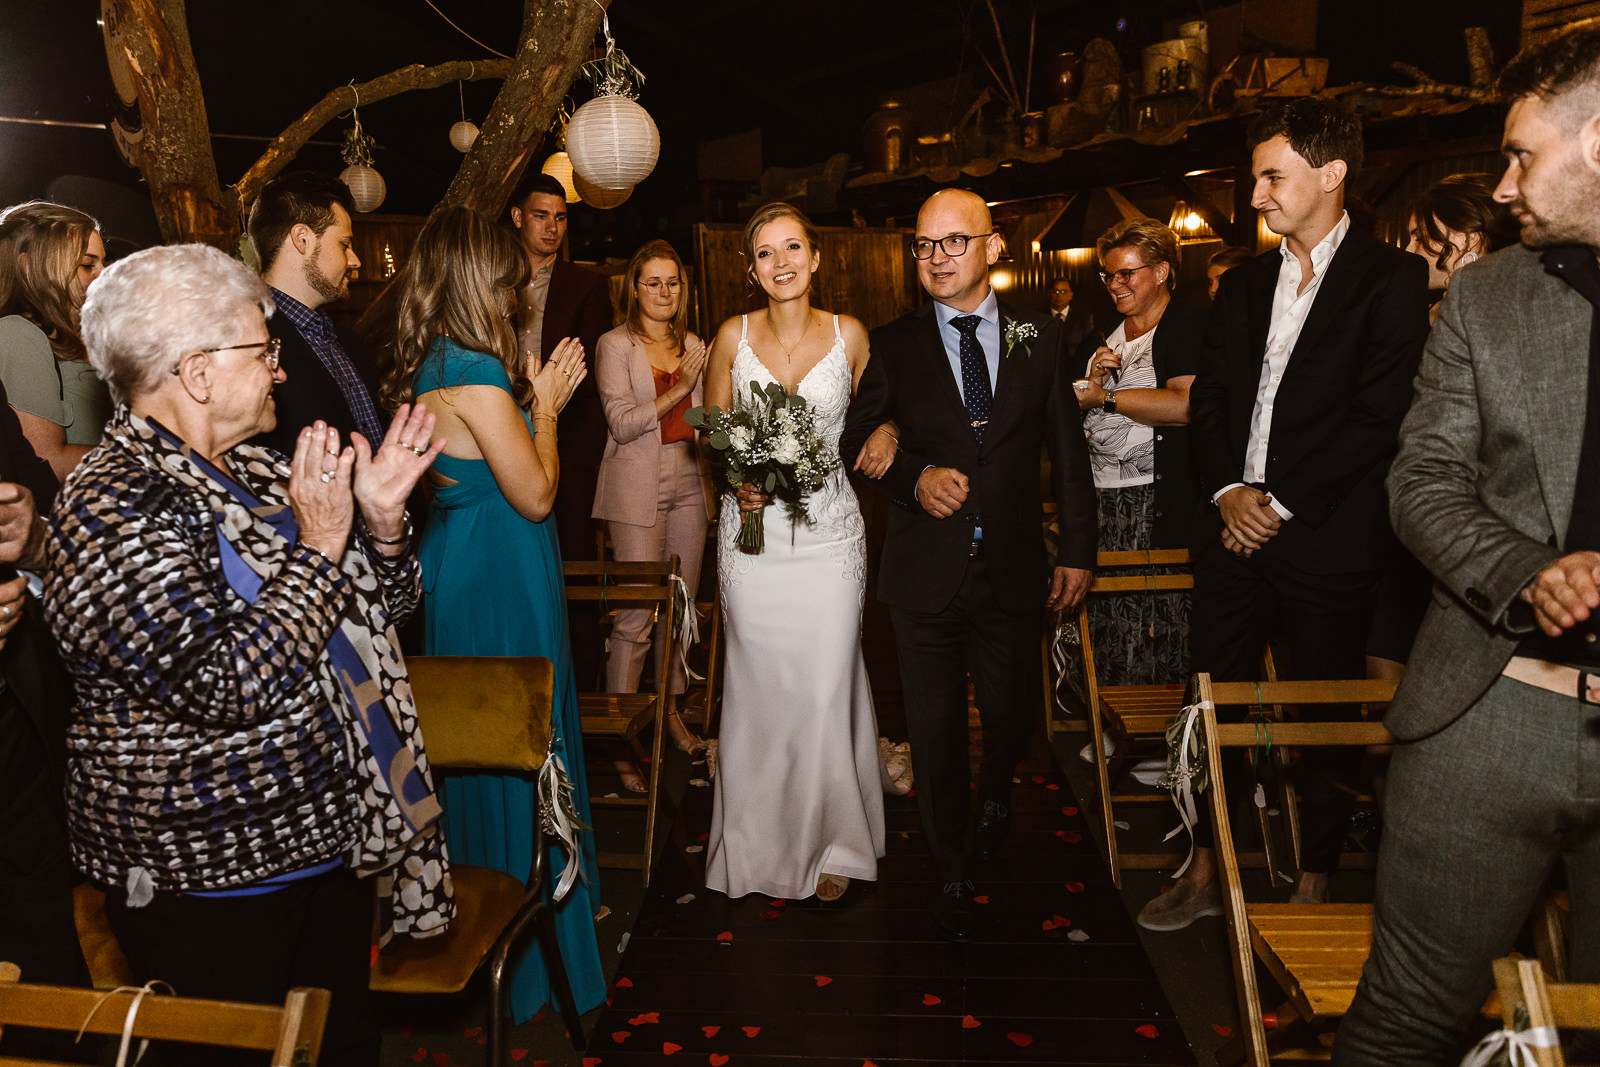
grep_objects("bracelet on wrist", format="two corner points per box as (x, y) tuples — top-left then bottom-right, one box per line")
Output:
(361, 512), (413, 547)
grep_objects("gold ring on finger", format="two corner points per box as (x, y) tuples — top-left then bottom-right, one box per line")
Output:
(407, 444), (426, 456)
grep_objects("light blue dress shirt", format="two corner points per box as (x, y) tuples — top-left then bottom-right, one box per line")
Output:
(933, 288), (1001, 401)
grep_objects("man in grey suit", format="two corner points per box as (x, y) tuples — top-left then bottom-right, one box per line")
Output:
(1336, 26), (1600, 1064)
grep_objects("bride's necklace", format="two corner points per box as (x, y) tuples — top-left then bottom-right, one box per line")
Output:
(772, 315), (810, 365)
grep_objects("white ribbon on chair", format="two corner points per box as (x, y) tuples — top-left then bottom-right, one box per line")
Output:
(538, 753), (585, 903)
(1050, 616), (1077, 713)
(1162, 700), (1211, 880)
(670, 574), (703, 683)
(1459, 1026), (1559, 1067)
(76, 980), (173, 1067)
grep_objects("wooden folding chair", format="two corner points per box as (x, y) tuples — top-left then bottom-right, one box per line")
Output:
(1198, 674), (1399, 1065)
(370, 655), (585, 1061)
(564, 556), (680, 886)
(0, 961), (328, 1065)
(1486, 956), (1600, 1067)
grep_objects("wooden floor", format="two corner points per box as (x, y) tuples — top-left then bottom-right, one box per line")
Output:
(581, 746), (1195, 1065)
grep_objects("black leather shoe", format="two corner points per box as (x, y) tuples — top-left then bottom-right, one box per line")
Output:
(934, 880), (977, 942)
(975, 799), (1011, 858)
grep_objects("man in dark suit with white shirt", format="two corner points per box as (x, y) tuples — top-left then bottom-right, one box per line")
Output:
(1134, 98), (1430, 932)
(1047, 275), (1095, 353)
(248, 172), (385, 458)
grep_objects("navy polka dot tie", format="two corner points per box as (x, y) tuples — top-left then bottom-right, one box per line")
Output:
(952, 314), (992, 443)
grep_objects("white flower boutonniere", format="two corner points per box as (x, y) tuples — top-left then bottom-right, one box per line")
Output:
(1004, 320), (1038, 358)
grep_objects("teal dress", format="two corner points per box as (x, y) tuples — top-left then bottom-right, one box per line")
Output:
(413, 337), (605, 1021)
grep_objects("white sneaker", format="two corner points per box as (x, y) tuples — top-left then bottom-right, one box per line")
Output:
(1078, 736), (1116, 763)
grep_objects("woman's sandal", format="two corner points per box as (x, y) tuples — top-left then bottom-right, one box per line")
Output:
(667, 711), (707, 756)
(613, 761), (647, 794)
(815, 874), (849, 903)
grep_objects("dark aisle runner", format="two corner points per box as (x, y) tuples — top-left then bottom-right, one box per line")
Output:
(582, 750), (1195, 1066)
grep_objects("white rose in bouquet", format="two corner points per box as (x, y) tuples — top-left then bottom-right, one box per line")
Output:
(772, 432), (802, 465)
(728, 426), (753, 452)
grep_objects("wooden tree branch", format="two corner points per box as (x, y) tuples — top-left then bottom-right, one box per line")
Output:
(233, 59), (512, 210)
(444, 0), (613, 218)
(1385, 60), (1498, 102)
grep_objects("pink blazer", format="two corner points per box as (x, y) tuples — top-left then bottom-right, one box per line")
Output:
(591, 324), (714, 526)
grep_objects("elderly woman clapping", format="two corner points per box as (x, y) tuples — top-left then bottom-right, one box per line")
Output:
(44, 244), (450, 1067)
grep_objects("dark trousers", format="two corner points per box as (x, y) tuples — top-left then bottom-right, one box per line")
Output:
(1190, 532), (1382, 872)
(0, 759), (94, 1061)
(104, 866), (378, 1067)
(554, 461), (603, 691)
(1335, 675), (1600, 1065)
(890, 557), (1043, 882)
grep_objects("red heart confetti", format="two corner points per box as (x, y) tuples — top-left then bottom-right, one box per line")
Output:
(615, 977), (633, 988)
(371, 944), (380, 967)
(972, 895), (990, 904)
(710, 1056), (730, 1067)
(605, 998), (612, 1007)
(769, 899), (786, 907)
(477, 1036), (488, 1046)
(962, 1014), (982, 1029)
(1065, 881), (1085, 893)
(863, 1062), (880, 1067)
(1007, 1033), (1035, 1047)
(530, 1014), (546, 1025)
(409, 1051), (426, 1063)
(696, 832), (709, 841)
(463, 1027), (482, 1038)
(1045, 782), (1061, 791)
(1054, 829), (1082, 843)
(742, 1026), (761, 1037)
(906, 788), (916, 796)
(1212, 1024), (1232, 1036)
(433, 1054), (451, 1066)
(922, 993), (942, 1005)
(815, 975), (833, 986)
(662, 1042), (682, 1055)
(629, 1012), (660, 1026)
(760, 910), (780, 920)
(578, 1059), (597, 1067)
(1031, 775), (1046, 783)
(702, 1026), (721, 1038)
(611, 1032), (630, 1043)
(1041, 915), (1071, 930)
(716, 931), (733, 941)
(1136, 1024), (1160, 1039)
(1061, 805), (1079, 816)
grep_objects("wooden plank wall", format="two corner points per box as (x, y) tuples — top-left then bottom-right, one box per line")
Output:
(1524, 0), (1600, 44)
(693, 224), (921, 334)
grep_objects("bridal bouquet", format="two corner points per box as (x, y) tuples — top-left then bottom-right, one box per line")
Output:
(687, 381), (837, 553)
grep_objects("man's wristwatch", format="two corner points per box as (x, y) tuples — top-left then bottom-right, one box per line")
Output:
(1102, 391), (1117, 415)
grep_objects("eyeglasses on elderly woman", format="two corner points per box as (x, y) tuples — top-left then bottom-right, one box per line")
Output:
(170, 336), (282, 375)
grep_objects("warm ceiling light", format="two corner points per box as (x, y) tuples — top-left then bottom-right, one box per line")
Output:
(1168, 200), (1217, 243)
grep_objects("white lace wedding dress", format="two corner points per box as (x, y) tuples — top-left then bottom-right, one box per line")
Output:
(704, 315), (886, 899)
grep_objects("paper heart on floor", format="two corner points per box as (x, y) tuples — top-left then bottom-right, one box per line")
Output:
(463, 1027), (482, 1038)
(433, 1054), (451, 1066)
(760, 910), (780, 919)
(611, 1032), (630, 1043)
(1031, 775), (1045, 783)
(710, 1056), (730, 1067)
(1061, 805), (1079, 816)
(961, 1014), (981, 1029)
(1041, 915), (1071, 930)
(972, 895), (990, 904)
(1064, 881), (1085, 893)
(409, 1050), (426, 1063)
(922, 993), (941, 1005)
(696, 832), (709, 841)
(1067, 929), (1090, 942)
(662, 1042), (682, 1055)
(702, 1026), (721, 1037)
(1212, 1024), (1232, 1036)
(1007, 1033), (1034, 1047)
(769, 899), (786, 907)
(814, 975), (833, 986)
(716, 931), (733, 941)
(1045, 782), (1061, 790)
(1136, 1024), (1159, 1038)
(629, 1012), (660, 1026)
(577, 1059), (597, 1067)
(615, 977), (634, 987)
(742, 1026), (761, 1037)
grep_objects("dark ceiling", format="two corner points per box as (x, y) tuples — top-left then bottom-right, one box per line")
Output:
(1, 0), (1519, 253)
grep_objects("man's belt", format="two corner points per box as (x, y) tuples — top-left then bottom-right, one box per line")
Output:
(1501, 655), (1600, 705)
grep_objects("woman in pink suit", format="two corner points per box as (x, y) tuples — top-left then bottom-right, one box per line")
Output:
(592, 240), (713, 789)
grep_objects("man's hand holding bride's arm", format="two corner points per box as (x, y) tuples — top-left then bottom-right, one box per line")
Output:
(916, 467), (969, 518)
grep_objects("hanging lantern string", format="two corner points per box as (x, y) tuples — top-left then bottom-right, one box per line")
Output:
(422, 0), (513, 59)
(580, 2), (645, 99)
(340, 82), (376, 169)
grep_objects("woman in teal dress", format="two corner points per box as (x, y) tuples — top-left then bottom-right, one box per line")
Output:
(379, 206), (604, 1022)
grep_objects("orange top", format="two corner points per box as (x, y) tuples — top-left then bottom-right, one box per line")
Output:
(653, 367), (694, 445)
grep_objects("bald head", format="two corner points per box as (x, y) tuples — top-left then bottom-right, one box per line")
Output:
(915, 189), (1000, 311)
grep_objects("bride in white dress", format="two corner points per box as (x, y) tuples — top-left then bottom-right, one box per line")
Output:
(703, 202), (892, 903)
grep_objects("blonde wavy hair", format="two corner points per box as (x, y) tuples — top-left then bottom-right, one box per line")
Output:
(378, 205), (531, 411)
(0, 201), (101, 360)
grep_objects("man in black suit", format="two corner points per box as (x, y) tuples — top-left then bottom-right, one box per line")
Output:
(1048, 275), (1095, 353)
(248, 171), (385, 457)
(841, 189), (1096, 941)
(1135, 99), (1430, 931)
(507, 173), (614, 687)
(0, 381), (92, 1060)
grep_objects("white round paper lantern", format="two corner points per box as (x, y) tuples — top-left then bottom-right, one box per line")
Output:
(539, 151), (581, 204)
(449, 120), (479, 153)
(339, 164), (386, 213)
(566, 96), (659, 192)
(574, 172), (632, 210)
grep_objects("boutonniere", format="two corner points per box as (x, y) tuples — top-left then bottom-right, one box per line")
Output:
(1004, 320), (1038, 358)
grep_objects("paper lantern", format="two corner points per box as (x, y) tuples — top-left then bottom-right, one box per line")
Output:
(449, 120), (479, 153)
(340, 164), (386, 213)
(566, 96), (659, 192)
(574, 172), (632, 210)
(539, 151), (581, 204)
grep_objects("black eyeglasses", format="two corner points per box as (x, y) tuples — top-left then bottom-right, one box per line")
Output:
(1099, 265), (1154, 286)
(172, 337), (282, 375)
(911, 232), (994, 260)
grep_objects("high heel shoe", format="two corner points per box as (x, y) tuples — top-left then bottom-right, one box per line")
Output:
(613, 761), (647, 794)
(667, 711), (706, 756)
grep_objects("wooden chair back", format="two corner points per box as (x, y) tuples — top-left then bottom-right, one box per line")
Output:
(563, 557), (681, 887)
(1197, 673), (1398, 1066)
(1491, 956), (1600, 1067)
(0, 962), (328, 1066)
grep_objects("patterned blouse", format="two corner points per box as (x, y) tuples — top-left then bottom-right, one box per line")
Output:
(44, 413), (422, 895)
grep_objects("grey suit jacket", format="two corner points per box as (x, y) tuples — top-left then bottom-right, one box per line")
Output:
(1386, 243), (1579, 739)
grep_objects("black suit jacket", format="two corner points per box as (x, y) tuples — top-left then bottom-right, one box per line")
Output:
(543, 260), (615, 532)
(1057, 303), (1096, 354)
(1188, 225), (1430, 572)
(842, 299), (1097, 615)
(253, 314), (382, 458)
